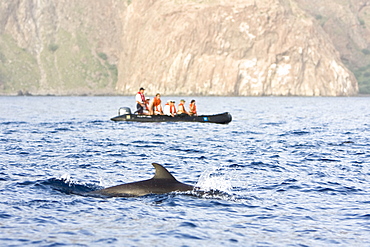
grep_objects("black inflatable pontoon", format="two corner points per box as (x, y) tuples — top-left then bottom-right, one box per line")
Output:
(110, 107), (232, 124)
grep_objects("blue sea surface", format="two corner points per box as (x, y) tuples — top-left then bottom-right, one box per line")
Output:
(0, 96), (369, 246)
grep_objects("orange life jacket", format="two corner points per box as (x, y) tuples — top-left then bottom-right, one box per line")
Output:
(153, 97), (161, 106)
(178, 103), (186, 113)
(189, 103), (197, 114)
(165, 103), (176, 113)
(153, 97), (162, 112)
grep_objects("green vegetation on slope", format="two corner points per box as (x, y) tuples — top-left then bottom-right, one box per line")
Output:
(0, 34), (40, 94)
(353, 64), (370, 94)
(40, 28), (117, 95)
(0, 29), (118, 95)
(355, 6), (370, 94)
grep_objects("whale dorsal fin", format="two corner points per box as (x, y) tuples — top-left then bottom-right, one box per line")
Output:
(152, 163), (177, 181)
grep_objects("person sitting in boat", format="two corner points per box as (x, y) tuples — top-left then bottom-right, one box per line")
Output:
(177, 99), (189, 115)
(145, 98), (150, 109)
(163, 100), (176, 117)
(143, 98), (151, 115)
(135, 87), (146, 114)
(149, 93), (163, 115)
(189, 99), (197, 116)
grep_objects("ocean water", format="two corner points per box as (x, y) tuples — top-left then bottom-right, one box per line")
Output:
(0, 96), (369, 246)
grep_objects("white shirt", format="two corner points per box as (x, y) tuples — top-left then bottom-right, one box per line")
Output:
(135, 92), (145, 104)
(163, 104), (176, 116)
(163, 104), (171, 116)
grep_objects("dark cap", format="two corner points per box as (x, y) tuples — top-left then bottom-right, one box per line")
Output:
(139, 87), (145, 90)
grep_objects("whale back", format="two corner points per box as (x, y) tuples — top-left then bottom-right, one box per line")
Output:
(88, 163), (194, 197)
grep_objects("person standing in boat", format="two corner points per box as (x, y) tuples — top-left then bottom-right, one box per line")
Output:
(177, 99), (189, 115)
(189, 99), (197, 116)
(135, 87), (146, 114)
(149, 93), (163, 115)
(163, 100), (176, 117)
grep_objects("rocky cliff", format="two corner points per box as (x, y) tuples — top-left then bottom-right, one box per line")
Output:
(118, 0), (357, 96)
(295, 0), (370, 93)
(0, 0), (364, 96)
(0, 0), (124, 95)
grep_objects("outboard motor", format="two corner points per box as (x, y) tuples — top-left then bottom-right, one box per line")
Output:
(118, 107), (131, 116)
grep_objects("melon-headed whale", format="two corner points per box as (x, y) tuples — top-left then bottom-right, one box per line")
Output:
(89, 163), (195, 197)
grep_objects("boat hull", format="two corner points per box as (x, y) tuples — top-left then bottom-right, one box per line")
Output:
(111, 112), (232, 124)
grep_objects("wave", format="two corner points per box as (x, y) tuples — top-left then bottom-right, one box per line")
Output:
(38, 177), (101, 196)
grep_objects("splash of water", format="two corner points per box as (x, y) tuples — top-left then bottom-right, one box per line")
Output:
(196, 167), (233, 193)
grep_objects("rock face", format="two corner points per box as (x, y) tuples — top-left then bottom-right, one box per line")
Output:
(295, 0), (370, 94)
(0, 0), (124, 95)
(118, 0), (357, 96)
(0, 0), (360, 96)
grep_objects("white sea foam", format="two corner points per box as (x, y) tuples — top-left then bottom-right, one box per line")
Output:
(196, 167), (233, 193)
